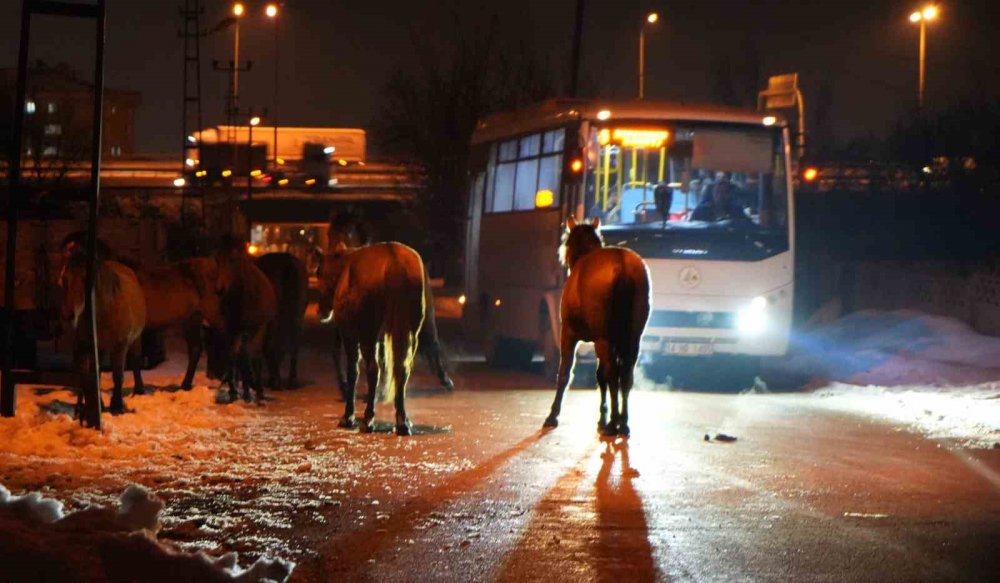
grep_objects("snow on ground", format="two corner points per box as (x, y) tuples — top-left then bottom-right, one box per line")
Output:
(774, 310), (1000, 448)
(0, 482), (294, 582)
(0, 326), (470, 570)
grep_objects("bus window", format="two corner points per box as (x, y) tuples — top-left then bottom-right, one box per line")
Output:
(484, 129), (567, 215)
(585, 124), (785, 233)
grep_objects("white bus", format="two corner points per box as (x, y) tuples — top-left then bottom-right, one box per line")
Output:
(463, 99), (794, 383)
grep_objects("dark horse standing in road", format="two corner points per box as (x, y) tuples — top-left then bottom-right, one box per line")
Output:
(319, 242), (426, 435)
(254, 252), (308, 390)
(543, 217), (650, 436)
(211, 237), (277, 403)
(58, 249), (147, 414)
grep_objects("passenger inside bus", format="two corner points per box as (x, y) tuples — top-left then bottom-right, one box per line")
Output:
(689, 179), (750, 223)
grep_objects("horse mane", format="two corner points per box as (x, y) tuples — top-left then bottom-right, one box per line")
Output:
(559, 224), (604, 269)
(66, 252), (121, 297)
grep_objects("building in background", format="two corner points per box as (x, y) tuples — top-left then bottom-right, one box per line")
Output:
(0, 61), (140, 161)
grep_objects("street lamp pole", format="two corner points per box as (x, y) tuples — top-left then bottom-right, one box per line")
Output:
(248, 115), (260, 201)
(638, 12), (659, 100)
(909, 5), (938, 112)
(232, 3), (244, 118)
(266, 3), (280, 167)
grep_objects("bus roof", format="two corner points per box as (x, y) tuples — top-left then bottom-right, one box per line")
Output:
(471, 98), (786, 145)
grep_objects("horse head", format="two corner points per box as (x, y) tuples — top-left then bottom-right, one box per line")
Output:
(559, 216), (604, 269)
(57, 253), (87, 329)
(214, 234), (249, 296)
(318, 242), (351, 323)
(188, 257), (226, 330)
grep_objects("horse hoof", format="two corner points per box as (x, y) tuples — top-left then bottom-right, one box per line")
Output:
(180, 384), (193, 392)
(108, 402), (126, 416)
(599, 425), (619, 437)
(618, 424), (631, 438)
(133, 388), (146, 396)
(543, 416), (559, 428)
(339, 416), (358, 429)
(396, 423), (412, 436)
(360, 419), (375, 433)
(442, 378), (455, 391)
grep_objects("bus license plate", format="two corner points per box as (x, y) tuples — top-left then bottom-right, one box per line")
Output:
(664, 342), (714, 357)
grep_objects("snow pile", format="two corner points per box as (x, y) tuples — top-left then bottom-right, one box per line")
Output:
(0, 483), (294, 582)
(778, 310), (1000, 386)
(0, 385), (259, 464)
(810, 383), (1000, 449)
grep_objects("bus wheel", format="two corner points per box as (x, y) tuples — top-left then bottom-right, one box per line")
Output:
(485, 335), (533, 370)
(641, 360), (673, 387)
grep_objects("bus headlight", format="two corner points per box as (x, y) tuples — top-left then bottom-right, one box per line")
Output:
(736, 296), (767, 335)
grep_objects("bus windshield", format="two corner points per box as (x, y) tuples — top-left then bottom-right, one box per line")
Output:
(585, 123), (787, 234)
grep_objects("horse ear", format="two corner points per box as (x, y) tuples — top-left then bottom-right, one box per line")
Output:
(591, 216), (601, 229)
(566, 216), (577, 231)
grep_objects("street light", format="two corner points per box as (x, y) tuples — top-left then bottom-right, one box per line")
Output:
(266, 3), (281, 168)
(909, 5), (938, 111)
(639, 12), (660, 99)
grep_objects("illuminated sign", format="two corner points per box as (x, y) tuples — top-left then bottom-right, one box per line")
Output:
(535, 189), (555, 208)
(599, 128), (670, 149)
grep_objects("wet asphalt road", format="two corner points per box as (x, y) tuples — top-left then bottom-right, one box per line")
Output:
(276, 366), (1000, 583)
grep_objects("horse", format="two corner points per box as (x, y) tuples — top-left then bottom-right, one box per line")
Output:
(253, 252), (308, 390)
(58, 250), (147, 415)
(318, 242), (425, 435)
(132, 258), (220, 390)
(211, 237), (277, 403)
(543, 216), (651, 437)
(323, 246), (454, 396)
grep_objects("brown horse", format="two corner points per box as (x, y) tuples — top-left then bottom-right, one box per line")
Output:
(58, 252), (147, 414)
(543, 217), (651, 437)
(212, 237), (277, 403)
(324, 246), (453, 396)
(134, 258), (220, 390)
(318, 242), (425, 435)
(254, 252), (308, 390)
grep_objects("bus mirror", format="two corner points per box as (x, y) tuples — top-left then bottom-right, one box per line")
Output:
(654, 183), (673, 220)
(535, 189), (555, 208)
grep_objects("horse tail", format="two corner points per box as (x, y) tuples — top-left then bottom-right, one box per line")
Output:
(610, 274), (636, 368)
(381, 259), (424, 403)
(610, 256), (648, 372)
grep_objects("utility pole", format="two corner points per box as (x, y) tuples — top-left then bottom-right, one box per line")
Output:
(569, 0), (585, 97)
(179, 0), (204, 222)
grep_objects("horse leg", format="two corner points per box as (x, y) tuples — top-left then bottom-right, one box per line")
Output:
(180, 316), (202, 390)
(265, 341), (282, 392)
(543, 325), (578, 428)
(109, 349), (127, 414)
(331, 326), (349, 400)
(287, 323), (301, 389)
(607, 360), (622, 436)
(339, 338), (360, 428)
(393, 335), (414, 436)
(596, 359), (609, 433)
(593, 340), (618, 436)
(360, 342), (380, 433)
(618, 344), (640, 437)
(128, 340), (145, 396)
(422, 337), (454, 391)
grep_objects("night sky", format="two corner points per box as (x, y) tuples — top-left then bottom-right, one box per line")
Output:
(3, 0), (998, 156)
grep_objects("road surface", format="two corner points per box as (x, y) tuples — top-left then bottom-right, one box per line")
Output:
(1, 358), (998, 582)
